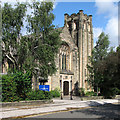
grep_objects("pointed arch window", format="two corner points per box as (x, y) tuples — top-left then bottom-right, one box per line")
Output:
(62, 54), (66, 70)
(62, 54), (64, 70)
(60, 43), (70, 71)
(65, 54), (66, 70)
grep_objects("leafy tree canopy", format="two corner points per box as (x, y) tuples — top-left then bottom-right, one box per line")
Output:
(2, 2), (27, 70)
(25, 1), (61, 78)
(2, 1), (61, 80)
(87, 32), (120, 98)
(87, 32), (110, 91)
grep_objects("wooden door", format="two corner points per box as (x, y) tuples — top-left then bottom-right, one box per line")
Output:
(63, 81), (69, 95)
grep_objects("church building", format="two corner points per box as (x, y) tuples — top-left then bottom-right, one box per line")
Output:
(38, 10), (93, 95)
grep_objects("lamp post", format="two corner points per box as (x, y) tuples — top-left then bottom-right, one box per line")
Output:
(60, 76), (63, 100)
(70, 76), (73, 100)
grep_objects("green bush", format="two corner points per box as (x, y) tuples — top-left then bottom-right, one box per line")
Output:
(0, 78), (2, 102)
(2, 71), (32, 102)
(44, 91), (52, 99)
(13, 71), (32, 100)
(50, 88), (60, 98)
(26, 90), (45, 100)
(26, 90), (52, 100)
(101, 87), (120, 99)
(2, 71), (62, 102)
(2, 74), (19, 102)
(79, 88), (85, 96)
(74, 87), (85, 96)
(85, 91), (97, 97)
(116, 88), (120, 95)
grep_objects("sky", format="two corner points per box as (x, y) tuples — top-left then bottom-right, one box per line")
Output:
(2, 0), (119, 48)
(52, 1), (118, 48)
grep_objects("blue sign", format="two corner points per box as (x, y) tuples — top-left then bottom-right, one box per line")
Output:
(39, 85), (49, 91)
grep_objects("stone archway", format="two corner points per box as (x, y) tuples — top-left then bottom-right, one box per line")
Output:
(63, 81), (69, 95)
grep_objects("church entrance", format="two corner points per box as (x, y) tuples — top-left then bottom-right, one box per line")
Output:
(63, 81), (69, 95)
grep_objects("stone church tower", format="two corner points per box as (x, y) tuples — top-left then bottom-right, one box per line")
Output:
(47, 10), (93, 95)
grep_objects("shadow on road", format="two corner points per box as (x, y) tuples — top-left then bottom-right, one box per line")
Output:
(70, 102), (120, 119)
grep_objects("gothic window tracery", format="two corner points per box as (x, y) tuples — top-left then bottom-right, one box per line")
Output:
(60, 44), (70, 71)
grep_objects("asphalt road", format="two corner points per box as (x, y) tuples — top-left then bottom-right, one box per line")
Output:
(15, 103), (120, 120)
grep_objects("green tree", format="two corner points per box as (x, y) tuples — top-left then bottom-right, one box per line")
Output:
(2, 1), (61, 84)
(98, 46), (120, 98)
(2, 2), (27, 71)
(116, 45), (120, 91)
(87, 32), (110, 95)
(25, 1), (61, 81)
(88, 32), (120, 98)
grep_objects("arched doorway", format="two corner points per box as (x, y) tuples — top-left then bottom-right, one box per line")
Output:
(63, 81), (69, 95)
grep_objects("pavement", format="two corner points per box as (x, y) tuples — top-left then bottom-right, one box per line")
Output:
(0, 96), (119, 119)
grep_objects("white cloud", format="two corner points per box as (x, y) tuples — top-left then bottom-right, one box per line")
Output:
(95, 0), (119, 2)
(105, 17), (118, 47)
(93, 27), (103, 39)
(2, 0), (57, 9)
(94, 1), (118, 47)
(2, 0), (31, 4)
(105, 17), (118, 38)
(1, 0), (31, 7)
(95, 0), (118, 18)
(93, 27), (103, 46)
(53, 2), (58, 9)
(2, 0), (47, 3)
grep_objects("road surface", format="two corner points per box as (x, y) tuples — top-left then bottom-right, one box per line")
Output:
(16, 103), (120, 119)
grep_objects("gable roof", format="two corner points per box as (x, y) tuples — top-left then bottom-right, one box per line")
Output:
(60, 25), (78, 52)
